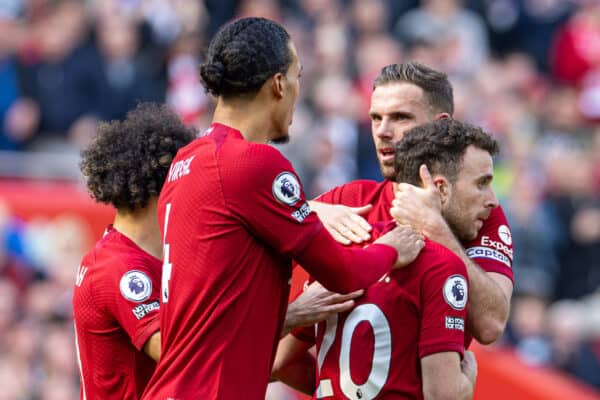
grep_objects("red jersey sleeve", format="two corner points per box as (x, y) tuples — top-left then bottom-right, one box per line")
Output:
(291, 325), (316, 344)
(464, 206), (514, 282)
(418, 242), (468, 359)
(102, 259), (161, 351)
(222, 144), (322, 256)
(223, 145), (396, 293)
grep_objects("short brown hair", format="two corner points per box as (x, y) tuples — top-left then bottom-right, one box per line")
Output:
(373, 62), (454, 115)
(395, 119), (499, 185)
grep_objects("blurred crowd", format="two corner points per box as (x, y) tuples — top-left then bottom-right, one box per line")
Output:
(1, 0), (600, 398)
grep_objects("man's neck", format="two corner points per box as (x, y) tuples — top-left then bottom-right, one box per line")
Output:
(212, 97), (275, 143)
(113, 198), (162, 259)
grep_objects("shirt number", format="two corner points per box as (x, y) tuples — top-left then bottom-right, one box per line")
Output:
(316, 303), (392, 399)
(161, 203), (172, 303)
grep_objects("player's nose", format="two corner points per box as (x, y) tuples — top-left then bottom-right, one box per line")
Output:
(375, 119), (393, 139)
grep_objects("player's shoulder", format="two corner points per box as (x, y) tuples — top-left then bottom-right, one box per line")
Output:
(246, 141), (288, 162)
(334, 179), (381, 193)
(415, 240), (466, 274)
(316, 179), (383, 203)
(215, 132), (291, 171)
(80, 232), (159, 286)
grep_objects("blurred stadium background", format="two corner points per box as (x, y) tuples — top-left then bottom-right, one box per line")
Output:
(0, 0), (599, 398)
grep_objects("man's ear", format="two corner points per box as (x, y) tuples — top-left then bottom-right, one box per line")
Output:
(271, 72), (285, 99)
(433, 175), (450, 204)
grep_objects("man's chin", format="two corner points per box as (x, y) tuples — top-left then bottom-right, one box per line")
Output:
(380, 165), (396, 181)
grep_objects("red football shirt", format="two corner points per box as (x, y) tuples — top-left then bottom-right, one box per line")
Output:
(294, 224), (468, 399)
(73, 226), (161, 400)
(291, 180), (514, 300)
(143, 123), (397, 400)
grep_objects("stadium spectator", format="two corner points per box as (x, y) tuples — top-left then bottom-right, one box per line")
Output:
(143, 17), (424, 400)
(73, 103), (196, 399)
(394, 0), (489, 76)
(15, 0), (99, 151)
(93, 13), (165, 123)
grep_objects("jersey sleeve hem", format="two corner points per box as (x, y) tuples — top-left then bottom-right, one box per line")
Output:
(132, 313), (160, 351)
(291, 326), (316, 345)
(419, 342), (465, 359)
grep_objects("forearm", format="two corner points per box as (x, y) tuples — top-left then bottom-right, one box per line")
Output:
(458, 372), (474, 400)
(295, 227), (395, 293)
(271, 350), (316, 394)
(272, 335), (316, 395)
(282, 301), (304, 337)
(426, 221), (509, 343)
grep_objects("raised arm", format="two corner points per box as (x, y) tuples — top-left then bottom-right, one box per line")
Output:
(295, 224), (424, 293)
(391, 165), (512, 344)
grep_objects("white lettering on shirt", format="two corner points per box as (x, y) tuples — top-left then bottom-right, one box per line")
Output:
(75, 265), (88, 287)
(168, 155), (195, 183)
(480, 235), (513, 259)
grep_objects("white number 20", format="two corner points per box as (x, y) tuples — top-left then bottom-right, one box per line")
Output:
(161, 203), (173, 303)
(316, 303), (392, 400)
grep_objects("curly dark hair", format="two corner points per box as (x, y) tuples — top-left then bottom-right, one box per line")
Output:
(373, 62), (454, 115)
(80, 103), (196, 211)
(395, 119), (499, 185)
(199, 17), (291, 98)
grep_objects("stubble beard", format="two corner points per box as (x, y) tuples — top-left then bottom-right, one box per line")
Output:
(443, 205), (476, 243)
(380, 160), (397, 181)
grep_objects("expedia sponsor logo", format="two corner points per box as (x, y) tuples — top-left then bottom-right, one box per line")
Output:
(132, 301), (160, 320)
(466, 246), (511, 268)
(291, 203), (311, 222)
(481, 236), (513, 259)
(445, 316), (464, 331)
(498, 225), (512, 245)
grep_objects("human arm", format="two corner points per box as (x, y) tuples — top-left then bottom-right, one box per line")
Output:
(295, 224), (424, 293)
(282, 281), (363, 336)
(391, 165), (512, 344)
(413, 215), (511, 343)
(307, 201), (373, 244)
(224, 147), (423, 293)
(421, 350), (477, 400)
(271, 334), (316, 395)
(418, 245), (474, 399)
(143, 331), (161, 361)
